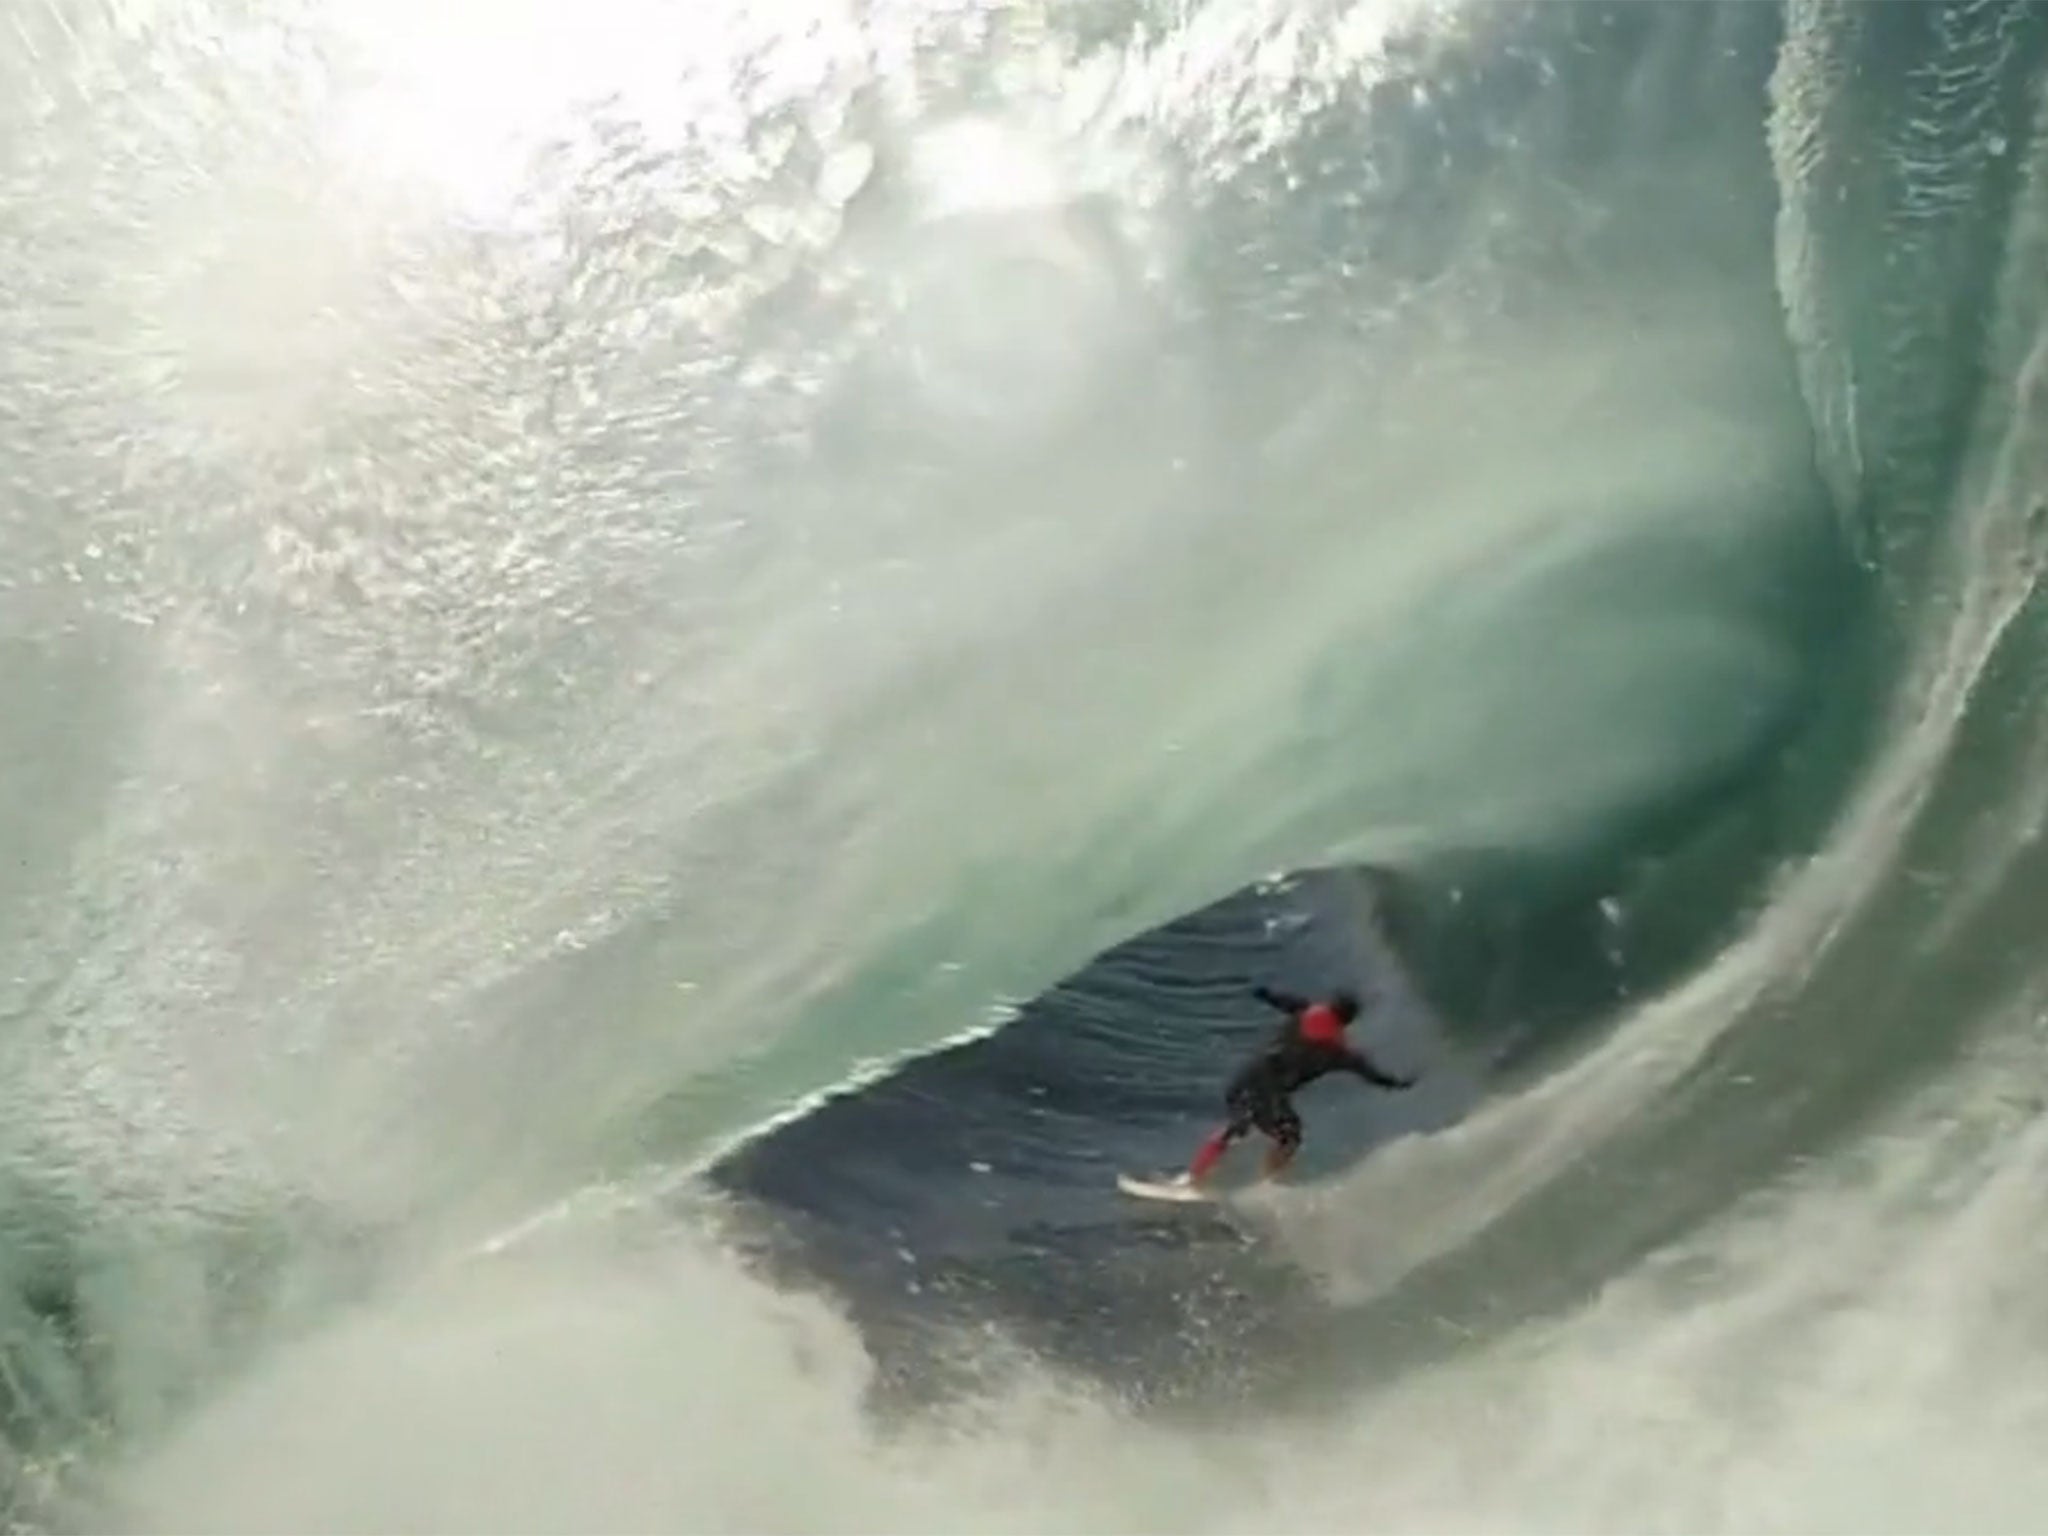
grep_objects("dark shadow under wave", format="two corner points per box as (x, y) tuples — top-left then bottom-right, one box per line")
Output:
(698, 700), (1876, 1414)
(703, 867), (1481, 1410)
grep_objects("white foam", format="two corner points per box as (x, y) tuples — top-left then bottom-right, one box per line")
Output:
(110, 1004), (2048, 1536)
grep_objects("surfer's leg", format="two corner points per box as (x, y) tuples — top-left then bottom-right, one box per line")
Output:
(1189, 1084), (1257, 1183)
(1254, 1097), (1303, 1180)
(1187, 1128), (1234, 1183)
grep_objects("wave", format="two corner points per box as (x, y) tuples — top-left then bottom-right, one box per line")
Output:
(703, 866), (1469, 1409)
(1, 0), (2046, 1530)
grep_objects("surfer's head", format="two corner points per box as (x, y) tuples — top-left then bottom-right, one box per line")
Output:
(1329, 989), (1361, 1023)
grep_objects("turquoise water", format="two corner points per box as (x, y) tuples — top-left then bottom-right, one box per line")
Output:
(1, 0), (2046, 1529)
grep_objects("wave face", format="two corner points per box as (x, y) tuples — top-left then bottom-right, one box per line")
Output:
(1, 0), (2046, 1530)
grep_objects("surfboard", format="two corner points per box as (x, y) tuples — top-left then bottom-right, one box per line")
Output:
(1117, 1172), (1213, 1203)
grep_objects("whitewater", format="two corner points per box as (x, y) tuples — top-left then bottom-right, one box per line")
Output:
(2, 0), (2047, 1530)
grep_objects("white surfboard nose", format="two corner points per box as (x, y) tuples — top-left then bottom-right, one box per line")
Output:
(1116, 1173), (1213, 1204)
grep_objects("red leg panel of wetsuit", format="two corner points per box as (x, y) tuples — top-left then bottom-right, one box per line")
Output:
(1188, 1129), (1231, 1182)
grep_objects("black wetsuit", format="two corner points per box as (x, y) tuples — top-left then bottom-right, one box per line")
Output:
(1221, 985), (1409, 1153)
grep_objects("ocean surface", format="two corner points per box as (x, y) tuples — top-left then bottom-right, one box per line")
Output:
(2, 0), (2047, 1529)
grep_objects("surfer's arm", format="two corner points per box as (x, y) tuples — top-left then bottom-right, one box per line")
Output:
(1252, 985), (1309, 1015)
(1342, 1048), (1414, 1090)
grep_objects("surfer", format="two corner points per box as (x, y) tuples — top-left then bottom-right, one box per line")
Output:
(1185, 985), (1415, 1187)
